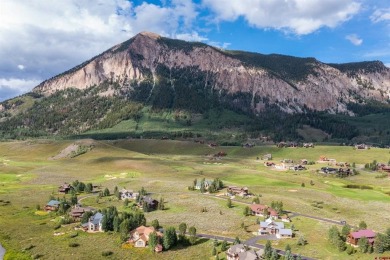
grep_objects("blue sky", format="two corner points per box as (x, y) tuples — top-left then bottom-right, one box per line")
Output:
(0, 0), (389, 101)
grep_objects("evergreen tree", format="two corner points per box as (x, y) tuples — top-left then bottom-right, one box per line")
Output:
(264, 240), (272, 259)
(297, 236), (306, 246)
(359, 221), (367, 230)
(178, 222), (187, 241)
(252, 196), (260, 204)
(103, 187), (110, 197)
(70, 194), (78, 206)
(357, 236), (367, 252)
(270, 249), (279, 260)
(81, 211), (93, 224)
(151, 219), (160, 230)
(188, 226), (197, 245)
(114, 186), (120, 199)
(113, 216), (120, 232)
(148, 231), (158, 252)
(374, 233), (387, 254)
(227, 198), (232, 208)
(85, 183), (93, 193)
(158, 197), (165, 210)
(212, 246), (217, 256)
(341, 225), (351, 240)
(285, 244), (291, 252)
(123, 198), (129, 207)
(243, 206), (251, 216)
(163, 227), (177, 250)
(328, 226), (341, 246)
(221, 240), (228, 251)
(119, 219), (131, 241)
(233, 236), (241, 245)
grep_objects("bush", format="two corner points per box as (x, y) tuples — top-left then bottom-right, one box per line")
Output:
(69, 232), (78, 238)
(53, 224), (61, 230)
(102, 250), (113, 256)
(68, 242), (79, 247)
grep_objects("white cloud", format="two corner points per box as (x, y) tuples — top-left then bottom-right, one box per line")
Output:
(345, 34), (363, 46)
(176, 31), (208, 42)
(202, 0), (361, 35)
(0, 0), (202, 100)
(385, 63), (390, 68)
(370, 8), (390, 23)
(0, 78), (41, 101)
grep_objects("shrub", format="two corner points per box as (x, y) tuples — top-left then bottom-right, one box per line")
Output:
(53, 224), (61, 230)
(69, 232), (78, 238)
(102, 250), (113, 256)
(68, 242), (79, 247)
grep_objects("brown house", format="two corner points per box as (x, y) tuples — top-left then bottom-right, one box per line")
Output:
(227, 186), (249, 197)
(347, 229), (376, 246)
(58, 183), (72, 194)
(69, 206), (94, 220)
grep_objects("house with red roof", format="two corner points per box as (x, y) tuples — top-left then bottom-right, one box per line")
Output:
(347, 229), (376, 246)
(250, 204), (279, 219)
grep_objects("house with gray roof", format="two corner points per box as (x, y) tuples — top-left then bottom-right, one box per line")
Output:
(259, 218), (292, 238)
(82, 212), (104, 232)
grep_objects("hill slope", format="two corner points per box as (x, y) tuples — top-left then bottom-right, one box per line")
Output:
(1, 32), (390, 142)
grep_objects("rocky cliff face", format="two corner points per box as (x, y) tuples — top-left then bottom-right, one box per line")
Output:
(34, 32), (390, 114)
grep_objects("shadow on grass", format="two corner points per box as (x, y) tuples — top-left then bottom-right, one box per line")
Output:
(168, 238), (209, 252)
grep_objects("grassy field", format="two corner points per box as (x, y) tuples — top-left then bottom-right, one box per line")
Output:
(0, 139), (389, 259)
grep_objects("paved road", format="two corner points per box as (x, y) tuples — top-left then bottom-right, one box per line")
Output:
(0, 243), (5, 260)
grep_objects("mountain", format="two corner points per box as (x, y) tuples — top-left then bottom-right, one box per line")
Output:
(1, 32), (390, 142)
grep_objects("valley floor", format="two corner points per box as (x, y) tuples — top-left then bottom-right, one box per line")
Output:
(0, 139), (389, 259)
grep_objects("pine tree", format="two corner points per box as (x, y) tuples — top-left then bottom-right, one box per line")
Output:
(270, 249), (279, 260)
(359, 221), (367, 230)
(119, 219), (131, 241)
(178, 222), (187, 241)
(243, 206), (251, 216)
(212, 246), (217, 256)
(221, 240), (228, 251)
(264, 240), (272, 259)
(151, 219), (160, 230)
(113, 216), (120, 232)
(341, 225), (351, 240)
(227, 198), (232, 208)
(233, 236), (241, 245)
(158, 197), (165, 210)
(358, 236), (369, 253)
(163, 227), (177, 250)
(148, 231), (158, 252)
(103, 187), (110, 197)
(252, 196), (260, 204)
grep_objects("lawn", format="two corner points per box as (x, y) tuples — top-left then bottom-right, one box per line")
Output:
(0, 139), (390, 259)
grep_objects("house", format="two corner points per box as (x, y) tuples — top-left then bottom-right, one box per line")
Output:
(378, 165), (390, 173)
(82, 212), (104, 232)
(321, 167), (338, 174)
(355, 144), (370, 150)
(264, 161), (275, 167)
(227, 186), (249, 197)
(58, 183), (72, 194)
(300, 159), (308, 165)
(250, 204), (279, 219)
(69, 205), (94, 220)
(44, 200), (61, 211)
(195, 180), (213, 190)
(275, 163), (292, 170)
(139, 196), (159, 210)
(250, 204), (268, 216)
(289, 165), (306, 171)
(259, 218), (292, 238)
(262, 154), (272, 160)
(281, 159), (294, 163)
(347, 229), (376, 246)
(280, 215), (291, 222)
(129, 226), (163, 251)
(120, 189), (139, 200)
(226, 244), (264, 260)
(303, 143), (314, 148)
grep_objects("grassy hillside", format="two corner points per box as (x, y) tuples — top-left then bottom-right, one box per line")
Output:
(0, 139), (389, 259)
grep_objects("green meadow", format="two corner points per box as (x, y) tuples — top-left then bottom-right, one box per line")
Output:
(0, 139), (389, 259)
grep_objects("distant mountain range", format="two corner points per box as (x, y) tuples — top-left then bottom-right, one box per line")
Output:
(1, 32), (390, 142)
